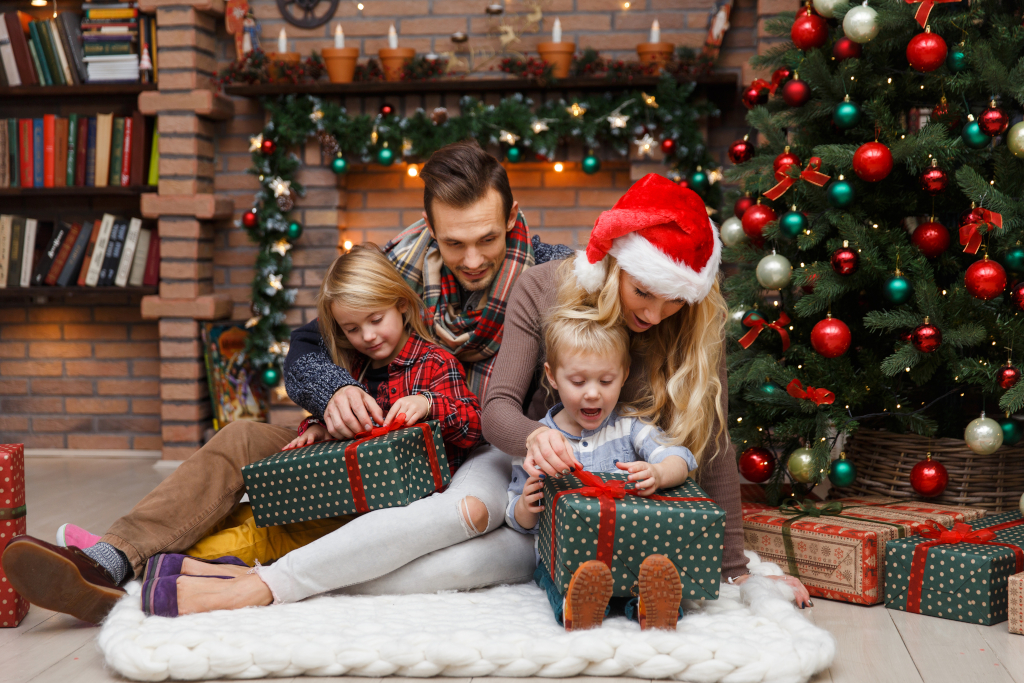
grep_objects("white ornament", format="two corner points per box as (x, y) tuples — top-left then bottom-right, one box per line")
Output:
(271, 239), (292, 256)
(1007, 121), (1024, 158)
(267, 273), (284, 291)
(719, 216), (747, 247)
(1019, 491), (1024, 516)
(249, 133), (264, 152)
(499, 130), (520, 145)
(269, 177), (291, 198)
(606, 101), (633, 129)
(245, 316), (261, 328)
(310, 109), (324, 122)
(756, 251), (792, 289)
(811, 0), (844, 19)
(634, 133), (656, 158)
(965, 412), (1003, 455)
(531, 119), (551, 134)
(843, 2), (879, 44)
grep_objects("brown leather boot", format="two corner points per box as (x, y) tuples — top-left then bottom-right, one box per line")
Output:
(563, 560), (613, 632)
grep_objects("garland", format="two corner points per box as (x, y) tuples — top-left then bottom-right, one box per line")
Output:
(241, 74), (720, 385)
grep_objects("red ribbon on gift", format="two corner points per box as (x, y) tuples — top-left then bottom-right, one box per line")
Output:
(763, 158), (832, 201)
(739, 312), (791, 352)
(786, 379), (835, 405)
(905, 0), (960, 28)
(905, 518), (1024, 614)
(959, 208), (1004, 254)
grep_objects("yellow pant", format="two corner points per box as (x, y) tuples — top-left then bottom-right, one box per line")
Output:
(184, 503), (354, 566)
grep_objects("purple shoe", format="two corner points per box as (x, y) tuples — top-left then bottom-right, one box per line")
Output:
(141, 574), (235, 617)
(143, 553), (248, 583)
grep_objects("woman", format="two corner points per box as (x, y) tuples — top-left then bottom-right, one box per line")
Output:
(481, 174), (810, 604)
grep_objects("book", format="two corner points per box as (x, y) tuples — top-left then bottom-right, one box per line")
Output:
(76, 219), (99, 285)
(94, 112), (113, 187)
(0, 215), (11, 287)
(8, 119), (18, 188)
(26, 38), (46, 86)
(7, 215), (24, 287)
(113, 217), (141, 286)
(127, 227), (150, 286)
(147, 130), (159, 185)
(128, 111), (144, 186)
(109, 116), (124, 186)
(98, 215), (127, 286)
(84, 41), (134, 56)
(0, 124), (6, 188)
(120, 115), (132, 186)
(84, 213), (114, 286)
(29, 22), (56, 86)
(142, 231), (158, 286)
(75, 115), (88, 185)
(18, 119), (32, 187)
(32, 220), (69, 285)
(85, 116), (97, 186)
(31, 118), (42, 187)
(0, 15), (22, 87)
(42, 113), (55, 187)
(57, 220), (92, 286)
(56, 12), (87, 84)
(20, 217), (37, 287)
(44, 221), (80, 285)
(47, 18), (74, 85)
(36, 20), (64, 85)
(4, 13), (37, 86)
(54, 117), (67, 187)
(66, 113), (77, 186)
(85, 8), (138, 19)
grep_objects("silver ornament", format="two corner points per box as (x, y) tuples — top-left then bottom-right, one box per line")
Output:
(1007, 122), (1024, 158)
(728, 305), (748, 326)
(812, 0), (844, 19)
(756, 251), (793, 289)
(965, 412), (1003, 455)
(719, 216), (747, 247)
(843, 3), (879, 44)
(1019, 491), (1024, 517)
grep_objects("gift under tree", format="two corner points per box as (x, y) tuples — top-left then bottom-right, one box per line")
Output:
(724, 0), (1024, 504)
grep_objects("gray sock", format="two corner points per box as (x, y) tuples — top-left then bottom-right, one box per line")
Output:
(83, 542), (130, 585)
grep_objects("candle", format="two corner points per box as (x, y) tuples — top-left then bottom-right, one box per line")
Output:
(650, 19), (660, 44)
(242, 32), (252, 54)
(552, 17), (562, 43)
(277, 27), (287, 54)
(388, 24), (398, 49)
(334, 23), (344, 49)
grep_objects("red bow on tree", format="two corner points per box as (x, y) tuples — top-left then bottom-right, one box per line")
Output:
(786, 379), (835, 405)
(739, 312), (791, 351)
(763, 157), (832, 201)
(751, 77), (775, 95)
(959, 208), (1003, 254)
(905, 0), (961, 28)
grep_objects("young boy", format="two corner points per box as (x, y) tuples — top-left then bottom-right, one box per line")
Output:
(506, 313), (698, 631)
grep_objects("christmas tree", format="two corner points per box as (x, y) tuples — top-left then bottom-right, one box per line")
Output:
(724, 0), (1024, 503)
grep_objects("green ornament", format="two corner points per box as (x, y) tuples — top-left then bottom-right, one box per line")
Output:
(827, 178), (855, 208)
(962, 119), (990, 149)
(1001, 418), (1023, 446)
(946, 48), (967, 73)
(827, 456), (857, 488)
(261, 366), (281, 386)
(787, 447), (819, 485)
(582, 153), (601, 175)
(377, 146), (395, 166)
(286, 221), (303, 240)
(688, 169), (710, 194)
(779, 209), (808, 238)
(330, 155), (348, 174)
(760, 381), (778, 396)
(883, 274), (913, 305)
(1003, 247), (1024, 275)
(506, 146), (523, 163)
(833, 99), (862, 130)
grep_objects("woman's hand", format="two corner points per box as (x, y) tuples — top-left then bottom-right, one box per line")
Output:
(384, 394), (430, 426)
(324, 385), (385, 438)
(524, 426), (581, 477)
(283, 424), (329, 450)
(731, 573), (813, 608)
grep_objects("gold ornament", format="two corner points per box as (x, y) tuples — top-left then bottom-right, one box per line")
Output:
(567, 102), (587, 118)
(245, 316), (261, 328)
(268, 341), (283, 355)
(641, 92), (658, 108)
(249, 133), (264, 152)
(371, 128), (379, 144)
(271, 239), (292, 256)
(634, 133), (656, 157)
(268, 273), (283, 291)
(499, 129), (520, 145)
(310, 109), (324, 122)
(269, 177), (291, 198)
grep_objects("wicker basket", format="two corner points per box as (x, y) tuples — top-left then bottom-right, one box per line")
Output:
(828, 428), (1024, 512)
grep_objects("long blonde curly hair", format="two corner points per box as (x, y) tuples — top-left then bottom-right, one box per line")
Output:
(553, 255), (729, 467)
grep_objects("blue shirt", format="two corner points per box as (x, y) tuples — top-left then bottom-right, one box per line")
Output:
(504, 403), (698, 534)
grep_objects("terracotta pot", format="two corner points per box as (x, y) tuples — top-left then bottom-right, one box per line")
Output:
(322, 47), (360, 83)
(378, 47), (416, 82)
(636, 42), (675, 72)
(537, 42), (575, 79)
(267, 52), (301, 82)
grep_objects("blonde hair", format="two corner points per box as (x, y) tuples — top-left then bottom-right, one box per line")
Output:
(553, 254), (729, 467)
(316, 244), (434, 370)
(544, 311), (631, 375)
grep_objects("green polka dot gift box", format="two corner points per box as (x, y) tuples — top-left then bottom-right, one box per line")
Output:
(885, 510), (1024, 625)
(242, 420), (450, 528)
(537, 470), (725, 600)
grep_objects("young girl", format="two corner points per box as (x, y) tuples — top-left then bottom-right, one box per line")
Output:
(506, 311), (697, 631)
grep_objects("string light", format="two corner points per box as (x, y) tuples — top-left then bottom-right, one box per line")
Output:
(357, 2), (364, 9)
(737, 417), (743, 422)
(343, 240), (353, 250)
(407, 165), (418, 177)
(553, 162), (564, 172)
(623, 1), (630, 7)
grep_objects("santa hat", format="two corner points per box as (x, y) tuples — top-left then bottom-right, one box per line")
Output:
(574, 173), (721, 303)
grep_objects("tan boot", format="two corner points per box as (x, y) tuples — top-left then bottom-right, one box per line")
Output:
(637, 554), (682, 630)
(563, 560), (613, 632)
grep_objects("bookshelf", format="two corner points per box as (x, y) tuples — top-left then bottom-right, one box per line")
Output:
(0, 82), (155, 98)
(0, 284), (157, 299)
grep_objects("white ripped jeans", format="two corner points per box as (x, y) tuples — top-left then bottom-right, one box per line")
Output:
(257, 443), (537, 603)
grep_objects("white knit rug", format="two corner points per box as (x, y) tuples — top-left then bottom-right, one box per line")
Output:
(99, 555), (835, 682)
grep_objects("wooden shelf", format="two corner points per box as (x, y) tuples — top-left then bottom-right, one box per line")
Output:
(0, 286), (157, 299)
(0, 186), (156, 197)
(0, 83), (157, 99)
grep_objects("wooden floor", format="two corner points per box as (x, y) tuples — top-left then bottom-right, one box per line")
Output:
(3, 458), (1023, 683)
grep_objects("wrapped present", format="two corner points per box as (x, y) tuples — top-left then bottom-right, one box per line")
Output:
(743, 497), (986, 605)
(538, 471), (725, 599)
(885, 511), (1024, 625)
(1010, 573), (1024, 635)
(243, 418), (449, 528)
(0, 444), (28, 628)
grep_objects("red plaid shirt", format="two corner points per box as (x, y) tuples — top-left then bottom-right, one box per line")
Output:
(299, 333), (482, 472)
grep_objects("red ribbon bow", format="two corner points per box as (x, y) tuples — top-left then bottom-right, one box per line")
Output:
(752, 77), (775, 96)
(352, 414), (407, 439)
(739, 312), (791, 351)
(959, 208), (1004, 254)
(905, 0), (960, 28)
(786, 379), (835, 405)
(763, 157), (832, 201)
(917, 520), (996, 544)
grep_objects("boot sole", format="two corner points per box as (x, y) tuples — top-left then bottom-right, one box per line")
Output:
(566, 562), (613, 631)
(2, 541), (124, 624)
(639, 555), (682, 630)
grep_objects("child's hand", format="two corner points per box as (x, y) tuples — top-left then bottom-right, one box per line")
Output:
(384, 394), (431, 426)
(513, 476), (545, 529)
(284, 424), (329, 450)
(617, 457), (690, 496)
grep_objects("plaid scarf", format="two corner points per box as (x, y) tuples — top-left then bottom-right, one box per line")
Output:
(383, 212), (535, 398)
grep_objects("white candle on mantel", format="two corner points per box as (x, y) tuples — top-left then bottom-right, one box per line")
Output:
(334, 23), (345, 49)
(242, 32), (252, 53)
(278, 27), (287, 53)
(552, 17), (562, 43)
(650, 19), (660, 44)
(388, 24), (398, 49)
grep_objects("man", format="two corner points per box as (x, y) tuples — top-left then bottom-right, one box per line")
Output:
(1, 141), (570, 624)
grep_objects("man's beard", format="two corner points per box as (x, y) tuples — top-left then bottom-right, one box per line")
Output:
(454, 264), (496, 292)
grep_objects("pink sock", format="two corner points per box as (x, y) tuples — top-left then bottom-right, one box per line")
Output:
(56, 523), (102, 550)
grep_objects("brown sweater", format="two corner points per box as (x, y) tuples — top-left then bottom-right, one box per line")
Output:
(481, 260), (748, 580)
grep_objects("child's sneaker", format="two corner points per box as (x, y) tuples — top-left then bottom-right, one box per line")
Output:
(563, 560), (613, 632)
(637, 554), (682, 630)
(56, 523), (102, 550)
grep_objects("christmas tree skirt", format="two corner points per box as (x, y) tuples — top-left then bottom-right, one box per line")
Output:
(98, 553), (834, 682)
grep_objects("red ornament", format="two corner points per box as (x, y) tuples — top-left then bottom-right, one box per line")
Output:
(742, 83), (769, 109)
(978, 101), (1010, 136)
(741, 203), (776, 241)
(909, 454), (948, 497)
(660, 138), (677, 155)
(1012, 282), (1024, 311)
(832, 37), (863, 61)
(242, 210), (258, 229)
(911, 318), (942, 353)
(738, 447), (776, 483)
(965, 257), (1007, 300)
(802, 272), (818, 294)
(912, 221), (950, 258)
(899, 330), (912, 343)
(676, 178), (690, 189)
(380, 103), (395, 116)
(260, 139), (276, 155)
(907, 28), (947, 72)
(734, 195), (755, 219)
(831, 243), (859, 275)
(999, 364), (1021, 390)
(811, 316), (852, 358)
(791, 9), (828, 50)
(919, 163), (948, 195)
(931, 97), (960, 128)
(852, 141), (893, 182)
(728, 138), (755, 164)
(781, 78), (812, 107)
(771, 68), (792, 89)
(774, 148), (801, 173)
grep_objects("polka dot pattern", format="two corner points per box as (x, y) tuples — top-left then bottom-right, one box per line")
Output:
(537, 472), (725, 600)
(0, 443), (29, 628)
(242, 422), (450, 528)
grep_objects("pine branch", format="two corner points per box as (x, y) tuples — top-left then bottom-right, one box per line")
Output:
(880, 344), (920, 377)
(944, 323), (987, 348)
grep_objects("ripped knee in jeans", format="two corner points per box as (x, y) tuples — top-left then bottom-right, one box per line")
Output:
(458, 496), (489, 536)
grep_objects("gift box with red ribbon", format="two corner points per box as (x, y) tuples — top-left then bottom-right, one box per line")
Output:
(1, 443), (28, 628)
(742, 496), (985, 606)
(885, 510), (1024, 624)
(243, 418), (449, 528)
(537, 471), (725, 599)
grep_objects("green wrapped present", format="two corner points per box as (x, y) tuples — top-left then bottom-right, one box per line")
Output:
(243, 419), (450, 528)
(537, 470), (725, 599)
(885, 510), (1024, 625)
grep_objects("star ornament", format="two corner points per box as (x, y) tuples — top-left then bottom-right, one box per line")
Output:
(245, 316), (261, 328)
(634, 133), (656, 158)
(268, 273), (284, 291)
(249, 133), (264, 152)
(641, 92), (658, 108)
(269, 177), (291, 198)
(269, 341), (283, 355)
(531, 119), (552, 134)
(271, 239), (293, 256)
(567, 103), (587, 118)
(499, 129), (520, 145)
(607, 113), (629, 129)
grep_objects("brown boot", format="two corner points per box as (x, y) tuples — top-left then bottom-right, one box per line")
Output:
(637, 554), (682, 630)
(563, 560), (613, 632)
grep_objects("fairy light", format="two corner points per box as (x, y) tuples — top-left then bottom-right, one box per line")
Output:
(887, 77), (892, 84)
(343, 240), (353, 250)
(407, 165), (418, 177)
(737, 417), (743, 422)
(623, 1), (630, 7)
(553, 162), (564, 172)
(357, 2), (364, 9)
